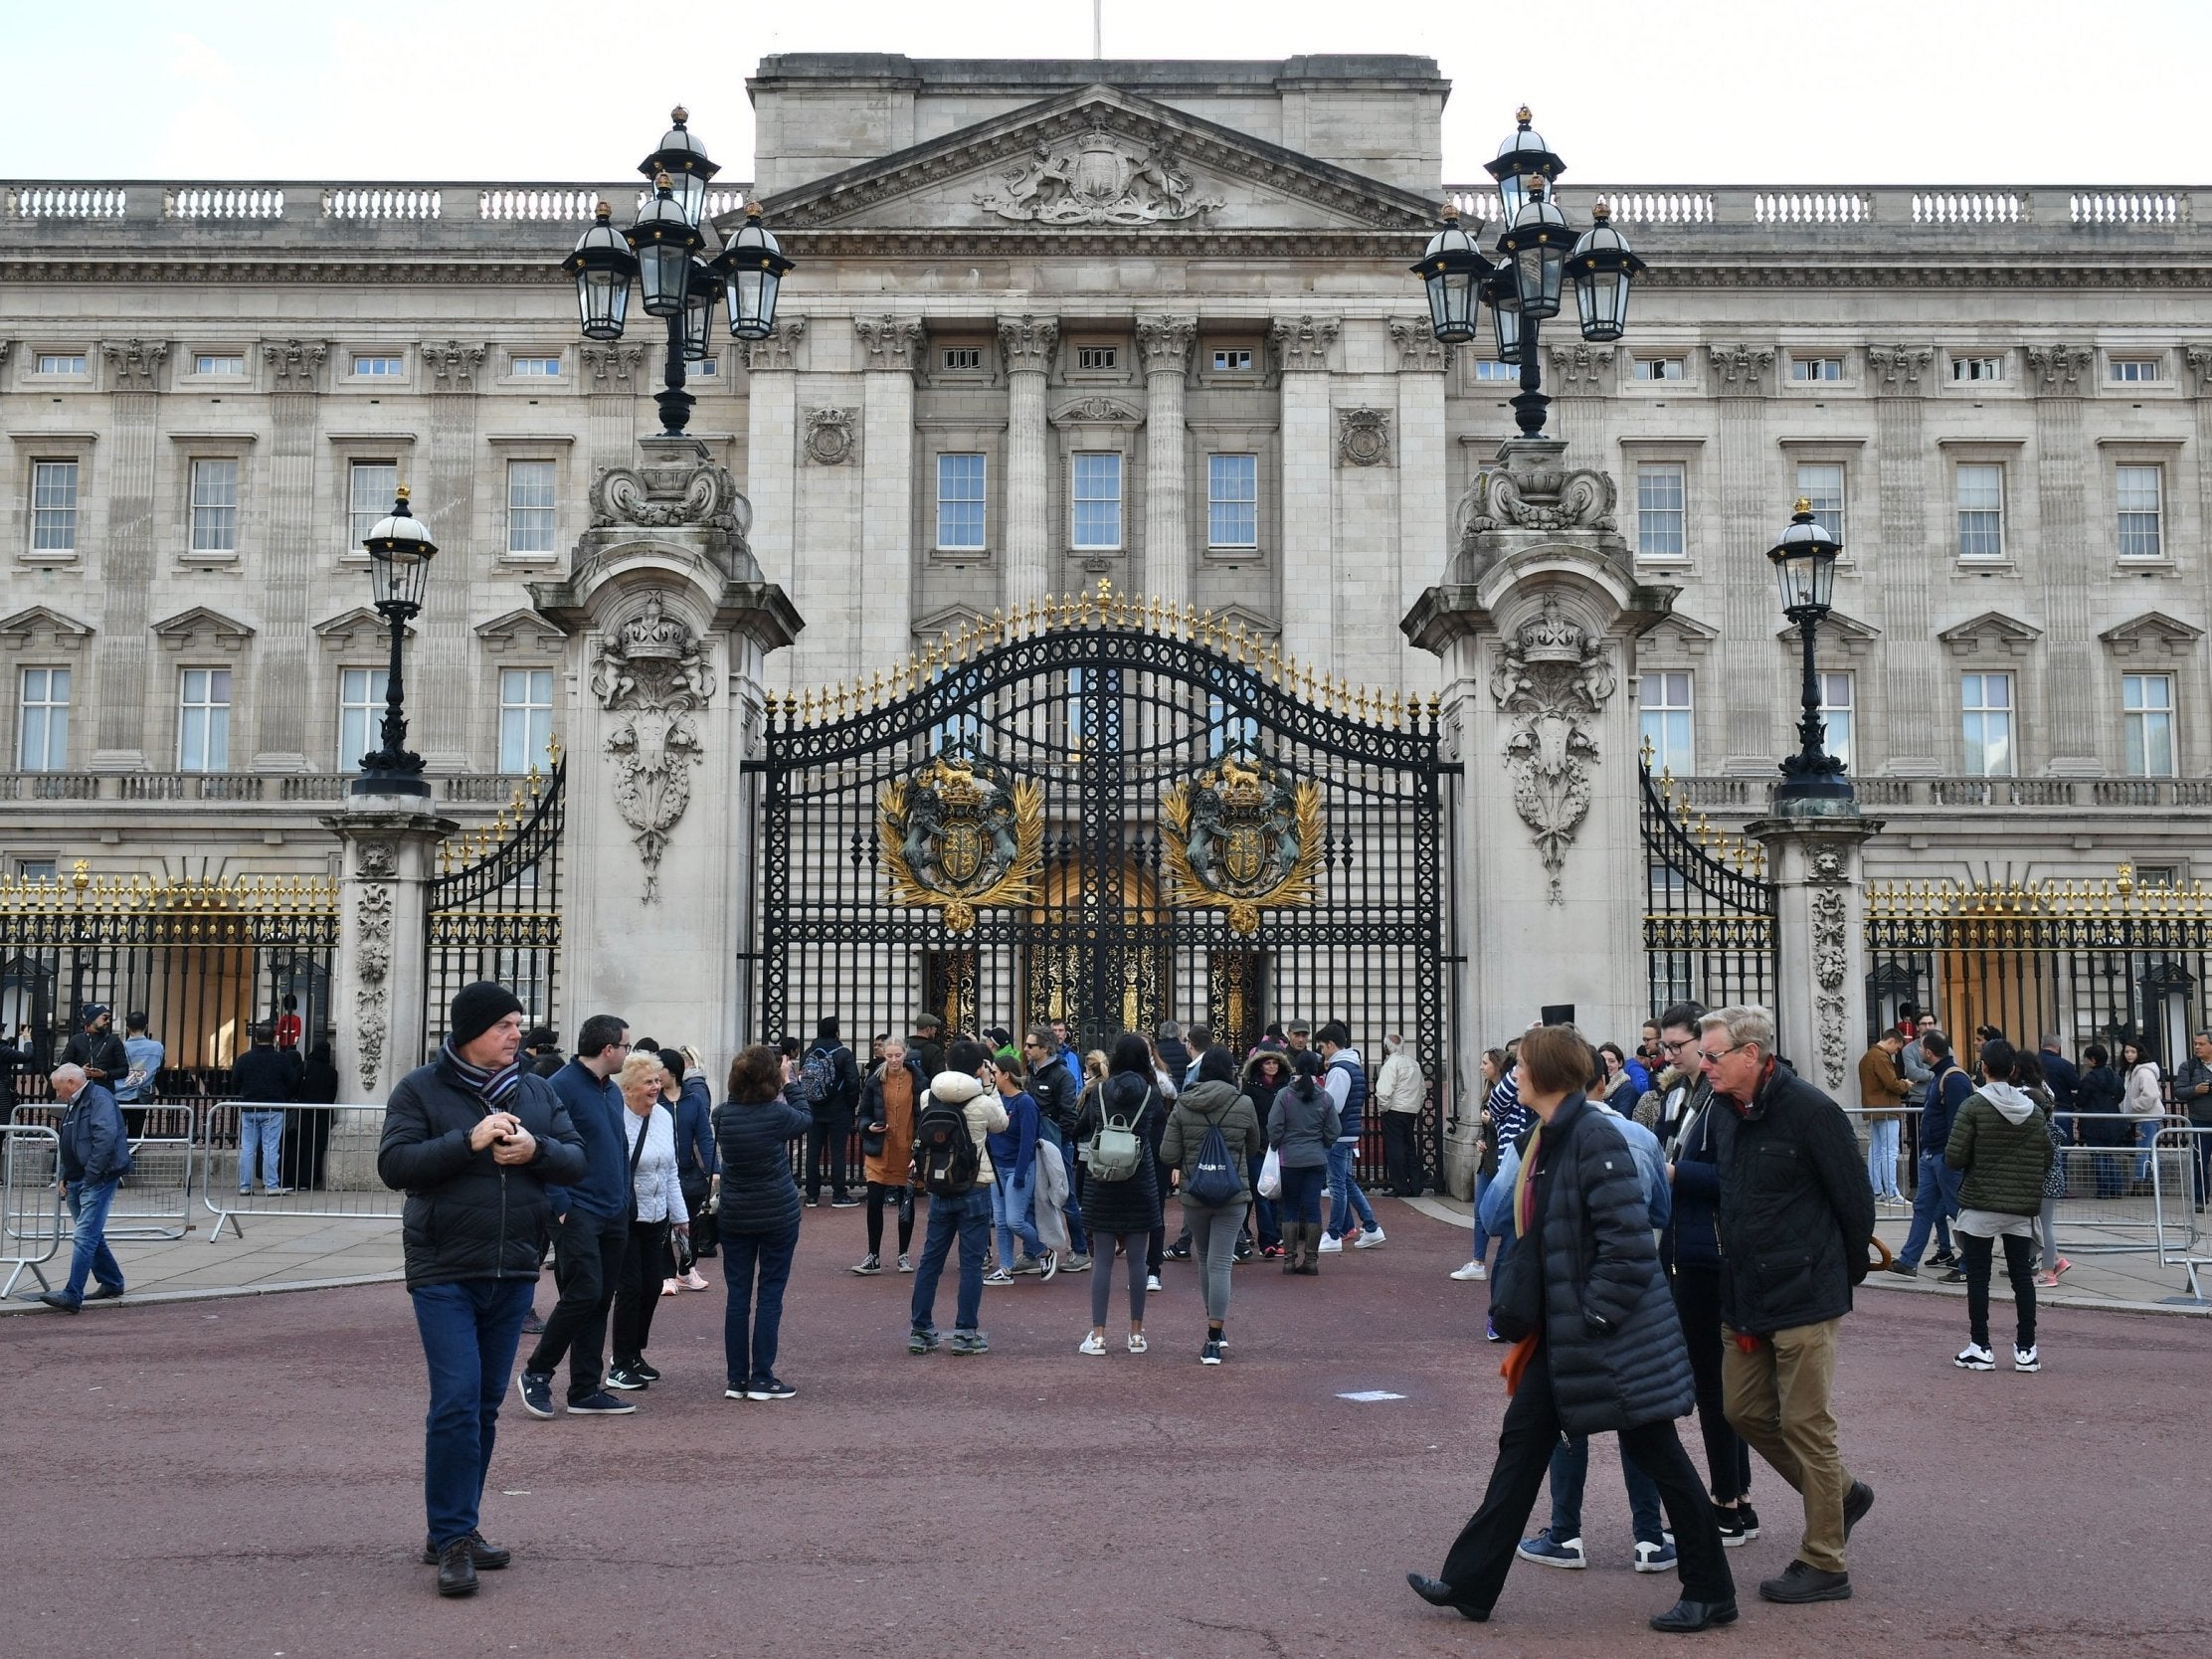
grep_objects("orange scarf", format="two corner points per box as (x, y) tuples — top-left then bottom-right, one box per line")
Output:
(1500, 1121), (1545, 1394)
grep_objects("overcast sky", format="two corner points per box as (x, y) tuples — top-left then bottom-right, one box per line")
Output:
(7, 0), (2208, 186)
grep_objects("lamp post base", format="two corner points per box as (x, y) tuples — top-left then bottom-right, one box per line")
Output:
(350, 771), (431, 800)
(1772, 768), (1858, 818)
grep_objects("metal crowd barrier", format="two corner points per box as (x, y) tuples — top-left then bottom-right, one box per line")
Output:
(7, 1104), (196, 1241)
(2, 1123), (64, 1299)
(2153, 1124), (2211, 1299)
(197, 1102), (404, 1240)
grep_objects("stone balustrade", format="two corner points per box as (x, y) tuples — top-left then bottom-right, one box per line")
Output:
(1662, 774), (2212, 813)
(0, 770), (535, 807)
(3, 181), (755, 225)
(1440, 183), (2195, 233)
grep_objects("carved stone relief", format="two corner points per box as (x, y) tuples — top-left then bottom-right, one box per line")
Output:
(1811, 883), (1851, 1092)
(803, 407), (858, 466)
(997, 315), (1059, 375)
(853, 316), (924, 373)
(2025, 344), (2093, 391)
(263, 339), (327, 392)
(588, 451), (749, 539)
(580, 343), (646, 386)
(740, 319), (807, 374)
(1458, 459), (1618, 540)
(354, 839), (398, 880)
(1547, 343), (1614, 389)
(100, 338), (168, 391)
(1135, 315), (1197, 375)
(975, 128), (1224, 226)
(1388, 318), (1449, 373)
(420, 340), (487, 389)
(592, 592), (715, 902)
(353, 882), (394, 1094)
(1490, 595), (1617, 902)
(1706, 343), (1775, 392)
(1337, 408), (1392, 467)
(1269, 315), (1339, 374)
(1866, 344), (1933, 389)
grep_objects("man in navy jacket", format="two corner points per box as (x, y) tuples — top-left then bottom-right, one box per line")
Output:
(1890, 1029), (1974, 1276)
(39, 1064), (132, 1312)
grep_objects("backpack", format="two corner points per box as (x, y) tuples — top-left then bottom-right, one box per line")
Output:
(797, 1044), (836, 1105)
(911, 1096), (982, 1198)
(1088, 1087), (1153, 1183)
(1185, 1108), (1240, 1207)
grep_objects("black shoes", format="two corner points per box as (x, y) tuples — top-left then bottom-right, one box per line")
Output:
(1884, 1261), (1920, 1278)
(84, 1284), (124, 1302)
(516, 1371), (554, 1418)
(421, 1530), (510, 1569)
(36, 1292), (81, 1314)
(1650, 1597), (1739, 1633)
(1406, 1572), (1488, 1621)
(633, 1360), (661, 1382)
(1843, 1479), (1875, 1539)
(1758, 1560), (1852, 1603)
(605, 1367), (648, 1391)
(435, 1536), (477, 1597)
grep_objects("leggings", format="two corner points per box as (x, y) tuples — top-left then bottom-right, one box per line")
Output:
(2038, 1195), (2060, 1272)
(1090, 1230), (1150, 1328)
(865, 1181), (915, 1259)
(1187, 1200), (1247, 1324)
(1960, 1230), (2037, 1351)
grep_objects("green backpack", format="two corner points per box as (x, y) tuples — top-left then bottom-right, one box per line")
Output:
(1088, 1086), (1153, 1183)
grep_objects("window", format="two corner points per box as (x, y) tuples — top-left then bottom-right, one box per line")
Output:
(1790, 356), (1845, 381)
(1795, 461), (1845, 543)
(188, 458), (239, 554)
(942, 347), (983, 371)
(1632, 356), (1684, 381)
(1206, 690), (1260, 758)
(2116, 464), (2164, 559)
(1211, 349), (1252, 372)
(1206, 454), (1258, 550)
(1071, 452), (1122, 550)
(1818, 670), (1855, 772)
(2109, 357), (2162, 383)
(17, 667), (70, 772)
(14, 858), (57, 883)
(505, 460), (557, 556)
(35, 354), (86, 375)
(31, 460), (79, 552)
(1951, 356), (2003, 382)
(691, 355), (717, 376)
(351, 354), (404, 377)
(177, 668), (232, 773)
(936, 454), (986, 552)
(337, 666), (389, 772)
(509, 355), (561, 377)
(1635, 462), (1686, 559)
(1471, 360), (1519, 382)
(498, 670), (555, 774)
(348, 460), (398, 547)
(1076, 346), (1118, 370)
(1961, 672), (2014, 778)
(1956, 463), (2005, 560)
(1640, 671), (1694, 773)
(193, 353), (246, 376)
(2123, 673), (2176, 778)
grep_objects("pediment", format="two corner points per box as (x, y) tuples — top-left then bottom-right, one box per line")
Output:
(2100, 612), (2203, 658)
(1937, 610), (2041, 657)
(755, 85), (1439, 241)
(313, 606), (414, 651)
(1774, 609), (1879, 658)
(1641, 612), (1720, 657)
(150, 606), (255, 649)
(473, 607), (566, 654)
(0, 605), (92, 650)
(1050, 394), (1145, 430)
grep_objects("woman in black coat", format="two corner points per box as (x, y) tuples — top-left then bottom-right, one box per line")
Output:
(1410, 1024), (1734, 1635)
(714, 1043), (813, 1401)
(1073, 1034), (1164, 1355)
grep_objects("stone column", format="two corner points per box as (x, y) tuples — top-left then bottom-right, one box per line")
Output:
(1392, 320), (1451, 698)
(1545, 341), (1614, 462)
(1272, 315), (1339, 665)
(91, 339), (167, 770)
(2026, 344), (2100, 775)
(248, 340), (325, 770)
(998, 315), (1058, 609)
(855, 317), (924, 678)
(1136, 315), (1196, 608)
(415, 341), (486, 771)
(1708, 344), (1778, 773)
(528, 436), (800, 1057)
(741, 322), (805, 692)
(322, 797), (455, 1102)
(580, 344), (645, 489)
(1749, 814), (1883, 1100)
(1867, 346), (1938, 774)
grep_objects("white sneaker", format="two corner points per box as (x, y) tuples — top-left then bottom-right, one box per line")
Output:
(1146, 1273), (1163, 1293)
(1127, 1332), (1148, 1353)
(983, 1268), (1014, 1286)
(1450, 1260), (1488, 1281)
(659, 1278), (680, 1297)
(1316, 1233), (1344, 1254)
(1954, 1342), (1995, 1371)
(896, 1253), (913, 1272)
(2013, 1344), (2041, 1373)
(1078, 1331), (1107, 1356)
(1353, 1225), (1386, 1249)
(679, 1269), (709, 1291)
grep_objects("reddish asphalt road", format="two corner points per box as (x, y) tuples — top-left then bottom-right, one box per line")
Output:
(6, 1203), (2209, 1659)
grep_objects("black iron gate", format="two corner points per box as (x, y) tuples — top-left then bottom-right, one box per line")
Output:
(753, 589), (1453, 1185)
(1641, 761), (1780, 1026)
(423, 757), (565, 1055)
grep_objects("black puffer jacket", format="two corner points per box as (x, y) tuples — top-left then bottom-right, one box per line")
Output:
(1526, 1093), (1696, 1436)
(1075, 1072), (1164, 1235)
(713, 1091), (814, 1235)
(378, 1054), (587, 1291)
(1710, 1059), (1877, 1337)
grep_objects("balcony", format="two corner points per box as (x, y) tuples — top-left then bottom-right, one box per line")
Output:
(1661, 775), (2212, 813)
(0, 771), (536, 807)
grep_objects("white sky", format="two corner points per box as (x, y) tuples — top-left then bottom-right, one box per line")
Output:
(7, 0), (2209, 186)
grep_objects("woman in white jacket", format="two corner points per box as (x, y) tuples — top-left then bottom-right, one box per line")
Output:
(2120, 1038), (2165, 1190)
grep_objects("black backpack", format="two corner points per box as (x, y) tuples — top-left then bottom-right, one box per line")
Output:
(912, 1095), (982, 1198)
(1185, 1106), (1241, 1207)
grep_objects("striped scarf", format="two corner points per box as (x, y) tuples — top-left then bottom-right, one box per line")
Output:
(444, 1039), (521, 1112)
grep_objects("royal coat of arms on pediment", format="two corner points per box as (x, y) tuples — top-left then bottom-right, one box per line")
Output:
(1162, 754), (1325, 936)
(974, 124), (1224, 226)
(880, 749), (1044, 934)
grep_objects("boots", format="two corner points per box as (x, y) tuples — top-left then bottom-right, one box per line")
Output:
(1282, 1220), (1302, 1274)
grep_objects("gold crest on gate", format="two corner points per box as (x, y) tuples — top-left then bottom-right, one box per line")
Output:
(1162, 755), (1324, 936)
(879, 750), (1042, 933)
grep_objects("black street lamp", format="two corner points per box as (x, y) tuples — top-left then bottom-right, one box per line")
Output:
(352, 487), (439, 799)
(1767, 498), (1856, 812)
(1411, 107), (1648, 438)
(561, 106), (796, 438)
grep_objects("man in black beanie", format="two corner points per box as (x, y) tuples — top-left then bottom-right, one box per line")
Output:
(379, 981), (585, 1597)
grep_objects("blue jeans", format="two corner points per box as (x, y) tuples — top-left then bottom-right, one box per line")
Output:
(2133, 1117), (2161, 1184)
(410, 1276), (534, 1550)
(1899, 1151), (1960, 1267)
(909, 1187), (993, 1334)
(1866, 1119), (1902, 1198)
(1548, 1433), (1666, 1545)
(1324, 1140), (1376, 1239)
(238, 1110), (284, 1191)
(1469, 1170), (1493, 1263)
(63, 1179), (124, 1302)
(1279, 1164), (1325, 1224)
(723, 1220), (800, 1387)
(992, 1167), (1042, 1266)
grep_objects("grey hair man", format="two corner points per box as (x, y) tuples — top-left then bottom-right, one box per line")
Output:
(1696, 1005), (1877, 1607)
(39, 1063), (132, 1314)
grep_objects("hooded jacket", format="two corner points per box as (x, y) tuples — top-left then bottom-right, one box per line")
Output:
(1945, 1081), (2055, 1216)
(1160, 1078), (1264, 1206)
(1264, 1074), (1340, 1170)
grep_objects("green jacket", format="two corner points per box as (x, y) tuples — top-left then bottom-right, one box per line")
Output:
(1944, 1086), (2055, 1217)
(1159, 1079), (1265, 1207)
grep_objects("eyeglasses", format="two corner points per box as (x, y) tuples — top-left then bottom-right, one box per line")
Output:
(1659, 1036), (1696, 1054)
(1698, 1042), (1751, 1066)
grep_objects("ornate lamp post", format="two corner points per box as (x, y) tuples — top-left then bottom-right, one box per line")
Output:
(1411, 107), (1648, 437)
(561, 106), (796, 438)
(1767, 498), (1855, 812)
(351, 487), (439, 798)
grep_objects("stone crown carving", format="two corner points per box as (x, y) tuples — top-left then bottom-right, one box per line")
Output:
(1269, 315), (1339, 373)
(1389, 318), (1450, 374)
(588, 448), (751, 542)
(264, 339), (326, 391)
(853, 316), (924, 372)
(741, 319), (807, 373)
(1337, 408), (1392, 467)
(1867, 344), (1933, 389)
(975, 127), (1224, 226)
(804, 406), (858, 465)
(1491, 594), (1617, 903)
(1547, 343), (1614, 389)
(101, 338), (168, 391)
(591, 591), (716, 903)
(1707, 343), (1775, 392)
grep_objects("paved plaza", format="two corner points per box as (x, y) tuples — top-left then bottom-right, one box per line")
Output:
(6, 1198), (2210, 1659)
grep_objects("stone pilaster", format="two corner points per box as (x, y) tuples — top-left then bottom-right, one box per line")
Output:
(1545, 341), (1613, 462)
(855, 317), (924, 678)
(1867, 345), (1938, 774)
(1749, 814), (1883, 1099)
(1136, 315), (1196, 607)
(1271, 315), (1338, 665)
(1392, 320), (1450, 697)
(1708, 344), (1778, 772)
(740, 321), (804, 691)
(580, 343), (645, 486)
(323, 800), (455, 1102)
(2026, 343), (2100, 774)
(90, 338), (167, 769)
(248, 340), (326, 770)
(414, 341), (486, 771)
(998, 314), (1058, 608)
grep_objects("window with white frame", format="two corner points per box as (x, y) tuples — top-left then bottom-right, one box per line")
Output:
(2109, 357), (2162, 383)
(1796, 461), (1845, 543)
(1471, 359), (1519, 382)
(348, 460), (398, 547)
(31, 460), (80, 552)
(337, 666), (389, 772)
(1951, 355), (2003, 382)
(1206, 686), (1260, 757)
(1207, 454), (1258, 550)
(1790, 355), (1845, 381)
(2116, 463), (2164, 559)
(35, 354), (86, 375)
(1070, 452), (1122, 550)
(509, 354), (561, 377)
(936, 454), (986, 552)
(188, 458), (239, 554)
(1956, 462), (2005, 560)
(1961, 671), (2014, 777)
(351, 354), (404, 377)
(1211, 348), (1252, 372)
(690, 355), (717, 376)
(1635, 462), (1686, 559)
(2122, 673), (2176, 777)
(498, 669), (555, 774)
(194, 353), (245, 376)
(15, 858), (58, 883)
(1632, 356), (1685, 381)
(17, 667), (70, 772)
(1639, 671), (1694, 773)
(1818, 670), (1855, 772)
(177, 668), (232, 773)
(506, 460), (557, 556)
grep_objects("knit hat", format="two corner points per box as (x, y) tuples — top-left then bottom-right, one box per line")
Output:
(929, 1071), (986, 1105)
(450, 982), (525, 1047)
(81, 1004), (110, 1027)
